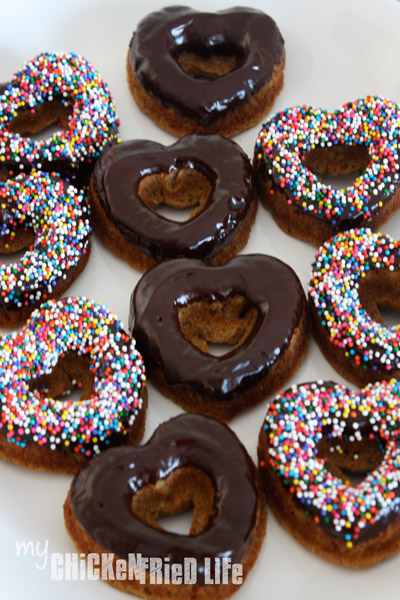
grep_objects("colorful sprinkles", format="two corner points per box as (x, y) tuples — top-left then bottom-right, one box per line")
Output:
(309, 227), (400, 376)
(262, 379), (400, 546)
(0, 171), (90, 314)
(0, 52), (119, 181)
(0, 296), (146, 456)
(255, 96), (400, 228)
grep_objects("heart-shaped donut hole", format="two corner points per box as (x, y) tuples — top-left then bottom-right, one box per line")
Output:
(302, 144), (371, 189)
(358, 269), (400, 327)
(176, 50), (240, 81)
(303, 143), (370, 189)
(130, 467), (214, 536)
(138, 168), (212, 223)
(29, 352), (93, 402)
(8, 99), (72, 141)
(177, 294), (257, 356)
(316, 429), (384, 486)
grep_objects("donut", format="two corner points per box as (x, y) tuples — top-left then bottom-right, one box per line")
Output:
(89, 134), (257, 271)
(258, 379), (400, 567)
(0, 52), (119, 185)
(64, 413), (266, 598)
(254, 96), (400, 245)
(0, 171), (91, 327)
(129, 254), (310, 421)
(127, 6), (285, 137)
(309, 227), (400, 387)
(0, 296), (147, 473)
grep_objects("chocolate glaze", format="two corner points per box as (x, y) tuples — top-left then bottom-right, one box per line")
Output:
(69, 413), (260, 583)
(92, 134), (255, 262)
(129, 6), (285, 125)
(129, 254), (306, 401)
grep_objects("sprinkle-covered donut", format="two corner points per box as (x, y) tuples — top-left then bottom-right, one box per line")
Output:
(130, 254), (310, 421)
(64, 413), (266, 598)
(0, 52), (119, 185)
(258, 379), (400, 567)
(89, 134), (257, 271)
(127, 6), (285, 137)
(0, 296), (147, 473)
(0, 171), (91, 327)
(309, 228), (400, 387)
(254, 96), (400, 245)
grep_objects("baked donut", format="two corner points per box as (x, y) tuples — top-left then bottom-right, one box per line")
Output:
(89, 134), (257, 271)
(0, 171), (91, 327)
(0, 52), (119, 185)
(0, 296), (147, 473)
(127, 6), (285, 137)
(309, 227), (400, 387)
(254, 96), (400, 245)
(258, 379), (400, 567)
(130, 254), (310, 421)
(64, 413), (266, 598)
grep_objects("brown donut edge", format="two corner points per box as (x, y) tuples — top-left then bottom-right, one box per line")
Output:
(126, 51), (285, 138)
(63, 457), (266, 599)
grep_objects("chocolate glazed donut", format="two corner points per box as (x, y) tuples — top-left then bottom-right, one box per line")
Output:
(127, 6), (285, 137)
(89, 134), (257, 272)
(129, 254), (310, 421)
(64, 414), (266, 599)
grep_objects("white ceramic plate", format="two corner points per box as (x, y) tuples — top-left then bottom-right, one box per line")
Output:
(1, 0), (400, 598)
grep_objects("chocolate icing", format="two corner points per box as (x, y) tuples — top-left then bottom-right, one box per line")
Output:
(92, 134), (255, 262)
(128, 6), (285, 125)
(69, 413), (260, 583)
(129, 254), (305, 401)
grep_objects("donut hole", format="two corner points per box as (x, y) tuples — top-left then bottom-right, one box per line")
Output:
(131, 467), (214, 535)
(0, 227), (34, 263)
(138, 168), (212, 222)
(29, 353), (93, 402)
(317, 430), (384, 486)
(358, 270), (400, 327)
(176, 50), (240, 80)
(303, 144), (370, 189)
(177, 294), (257, 356)
(8, 99), (71, 141)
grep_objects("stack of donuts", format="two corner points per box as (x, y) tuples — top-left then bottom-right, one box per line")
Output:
(1, 4), (400, 600)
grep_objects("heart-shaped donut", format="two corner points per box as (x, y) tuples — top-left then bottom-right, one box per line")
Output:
(254, 96), (400, 245)
(89, 134), (257, 271)
(65, 413), (266, 598)
(127, 6), (285, 136)
(258, 379), (400, 567)
(129, 254), (310, 420)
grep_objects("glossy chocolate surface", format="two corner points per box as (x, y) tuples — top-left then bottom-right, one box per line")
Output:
(129, 6), (285, 125)
(92, 134), (255, 262)
(129, 254), (305, 401)
(69, 413), (259, 582)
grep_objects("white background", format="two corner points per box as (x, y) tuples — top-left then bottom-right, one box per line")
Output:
(0, 0), (400, 598)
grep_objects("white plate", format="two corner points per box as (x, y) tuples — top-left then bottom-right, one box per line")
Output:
(0, 0), (400, 598)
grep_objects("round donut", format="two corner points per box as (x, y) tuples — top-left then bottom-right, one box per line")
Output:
(127, 6), (285, 137)
(129, 254), (310, 421)
(309, 227), (400, 387)
(0, 52), (119, 185)
(254, 96), (400, 245)
(64, 413), (266, 599)
(89, 134), (257, 271)
(0, 171), (91, 327)
(258, 379), (400, 567)
(0, 296), (147, 473)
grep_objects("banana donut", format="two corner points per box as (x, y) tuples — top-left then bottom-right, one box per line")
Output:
(309, 228), (400, 387)
(0, 296), (147, 473)
(258, 379), (400, 567)
(0, 52), (119, 185)
(64, 413), (266, 599)
(127, 6), (285, 137)
(254, 96), (400, 245)
(0, 171), (91, 327)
